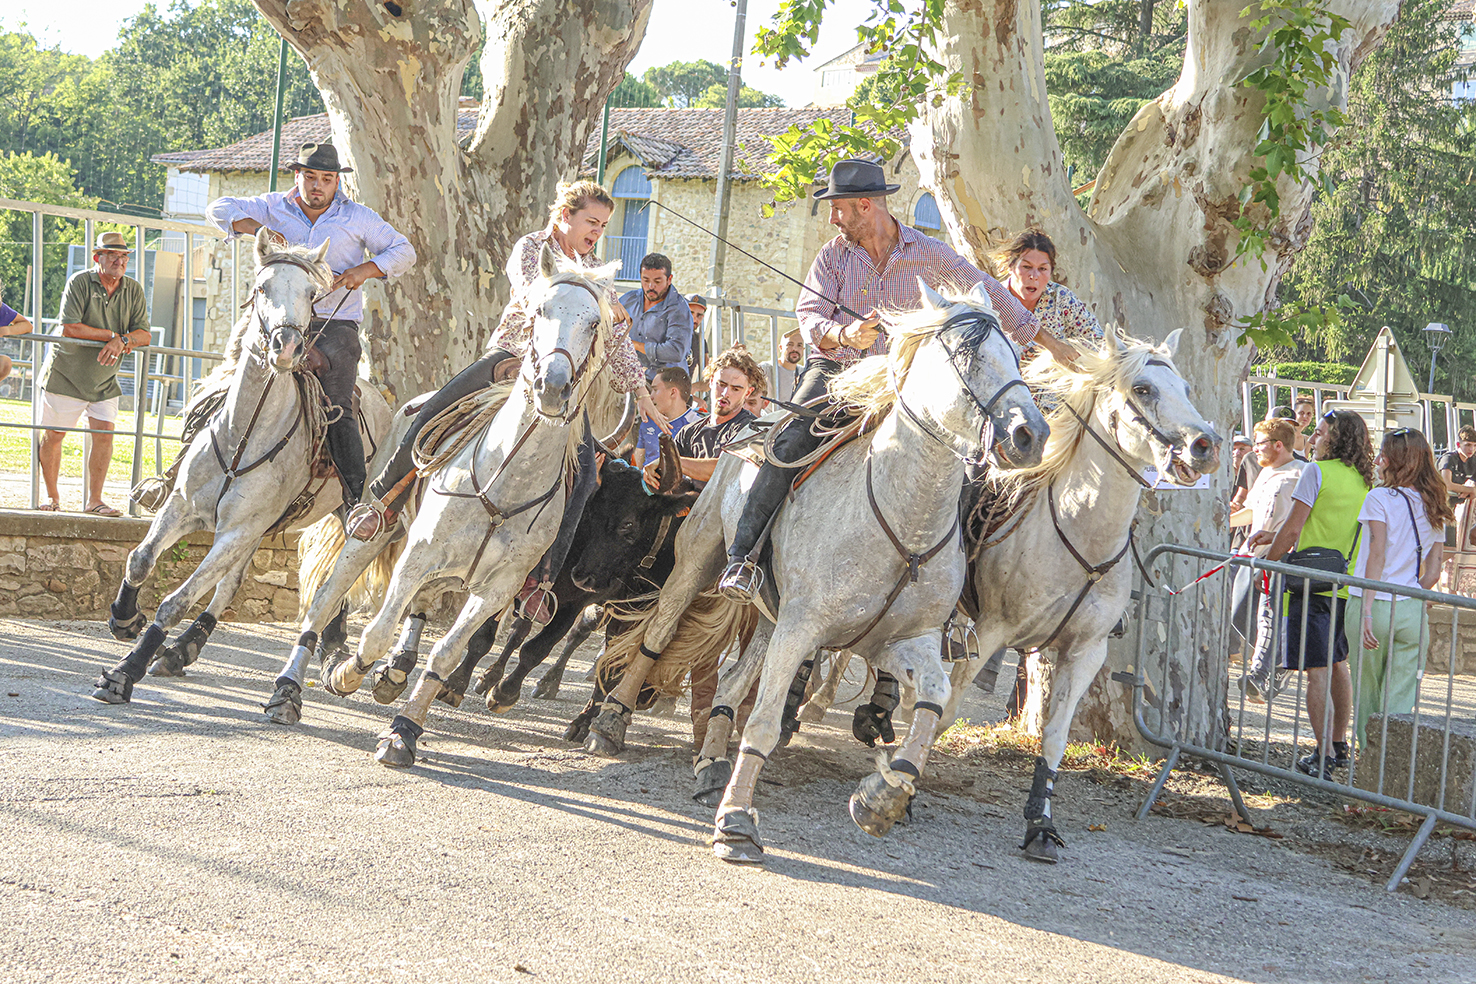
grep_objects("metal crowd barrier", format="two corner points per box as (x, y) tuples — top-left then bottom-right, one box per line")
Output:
(1128, 543), (1476, 892)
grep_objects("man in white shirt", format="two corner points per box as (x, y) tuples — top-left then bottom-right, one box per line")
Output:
(1233, 418), (1306, 698)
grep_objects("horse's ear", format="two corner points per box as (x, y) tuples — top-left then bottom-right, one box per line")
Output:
(538, 242), (562, 280)
(1162, 328), (1183, 359)
(589, 259), (621, 290)
(309, 238), (330, 267)
(1105, 324), (1125, 357)
(254, 227), (276, 264)
(919, 278), (949, 310)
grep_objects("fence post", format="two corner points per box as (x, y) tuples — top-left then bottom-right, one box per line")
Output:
(129, 348), (148, 517)
(30, 209), (43, 510)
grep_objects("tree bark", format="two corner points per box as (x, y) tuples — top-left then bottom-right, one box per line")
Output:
(912, 0), (1402, 752)
(251, 0), (653, 401)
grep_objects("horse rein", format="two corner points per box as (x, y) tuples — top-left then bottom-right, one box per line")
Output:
(1060, 357), (1185, 490)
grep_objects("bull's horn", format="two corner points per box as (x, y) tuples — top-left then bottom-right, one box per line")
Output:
(657, 433), (683, 494)
(597, 391), (636, 450)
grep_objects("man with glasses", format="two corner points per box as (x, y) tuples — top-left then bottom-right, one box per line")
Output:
(1232, 418), (1307, 699)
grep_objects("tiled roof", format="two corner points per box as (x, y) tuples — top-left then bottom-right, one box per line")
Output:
(152, 105), (862, 182)
(153, 109), (479, 172)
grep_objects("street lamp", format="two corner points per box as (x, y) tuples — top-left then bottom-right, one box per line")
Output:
(1424, 322), (1452, 393)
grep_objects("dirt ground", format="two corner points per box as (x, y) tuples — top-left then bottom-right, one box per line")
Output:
(3, 616), (1475, 984)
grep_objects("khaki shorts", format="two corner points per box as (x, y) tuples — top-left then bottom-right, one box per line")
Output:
(40, 389), (120, 428)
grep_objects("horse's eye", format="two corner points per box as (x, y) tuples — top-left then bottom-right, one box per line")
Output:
(1133, 384), (1152, 398)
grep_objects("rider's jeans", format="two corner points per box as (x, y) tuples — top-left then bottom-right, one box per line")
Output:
(311, 319), (366, 504)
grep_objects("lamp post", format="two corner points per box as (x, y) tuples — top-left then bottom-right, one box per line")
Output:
(1424, 322), (1452, 393)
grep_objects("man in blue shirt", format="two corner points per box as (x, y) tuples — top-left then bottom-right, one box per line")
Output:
(633, 366), (703, 468)
(619, 253), (692, 382)
(206, 142), (416, 508)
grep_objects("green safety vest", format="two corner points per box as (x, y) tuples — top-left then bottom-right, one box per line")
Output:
(1295, 458), (1369, 599)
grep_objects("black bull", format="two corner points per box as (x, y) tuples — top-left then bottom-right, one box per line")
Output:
(432, 441), (697, 710)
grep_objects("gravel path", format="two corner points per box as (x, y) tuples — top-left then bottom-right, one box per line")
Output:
(3, 617), (1473, 983)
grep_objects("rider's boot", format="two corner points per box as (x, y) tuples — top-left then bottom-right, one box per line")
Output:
(515, 417), (599, 626)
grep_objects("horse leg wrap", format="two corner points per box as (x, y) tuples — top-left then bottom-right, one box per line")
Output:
(263, 678), (304, 726)
(712, 807), (764, 864)
(90, 668), (134, 705)
(719, 750), (766, 816)
(1020, 756), (1065, 859)
(118, 624), (168, 682)
(394, 615), (426, 662)
(109, 581), (146, 642)
(150, 612), (218, 678)
(278, 630), (318, 689)
(779, 658), (814, 748)
(375, 715), (424, 768)
(851, 670), (900, 747)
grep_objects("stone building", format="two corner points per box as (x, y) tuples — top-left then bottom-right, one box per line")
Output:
(152, 100), (947, 370)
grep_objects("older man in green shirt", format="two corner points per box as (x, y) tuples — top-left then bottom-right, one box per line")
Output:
(37, 231), (151, 515)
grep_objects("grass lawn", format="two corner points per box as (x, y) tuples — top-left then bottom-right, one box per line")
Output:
(0, 397), (185, 484)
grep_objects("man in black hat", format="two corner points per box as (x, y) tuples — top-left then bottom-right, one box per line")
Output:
(206, 142), (416, 510)
(714, 157), (1074, 602)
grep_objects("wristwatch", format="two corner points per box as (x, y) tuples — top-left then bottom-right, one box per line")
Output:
(119, 333), (133, 355)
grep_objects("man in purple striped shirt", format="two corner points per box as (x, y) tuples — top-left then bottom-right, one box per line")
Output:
(718, 159), (1076, 602)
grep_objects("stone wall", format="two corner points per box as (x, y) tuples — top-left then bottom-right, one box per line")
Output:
(0, 509), (300, 623)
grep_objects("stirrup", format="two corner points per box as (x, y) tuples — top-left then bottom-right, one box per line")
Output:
(346, 496), (396, 542)
(514, 579), (557, 628)
(717, 559), (763, 604)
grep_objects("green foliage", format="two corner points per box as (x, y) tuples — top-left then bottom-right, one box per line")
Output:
(690, 83), (785, 110)
(1043, 0), (1187, 57)
(0, 2), (323, 214)
(0, 152), (96, 314)
(1044, 49), (1182, 181)
(1233, 0), (1352, 266)
(1236, 293), (1356, 351)
(610, 73), (663, 109)
(753, 0), (964, 211)
(642, 60), (728, 108)
(1275, 0), (1476, 397)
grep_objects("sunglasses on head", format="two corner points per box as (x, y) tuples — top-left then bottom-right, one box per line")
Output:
(1389, 427), (1418, 438)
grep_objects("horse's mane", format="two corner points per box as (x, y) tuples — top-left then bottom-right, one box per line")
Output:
(187, 242), (333, 410)
(531, 258), (625, 468)
(828, 290), (1003, 418)
(996, 331), (1172, 498)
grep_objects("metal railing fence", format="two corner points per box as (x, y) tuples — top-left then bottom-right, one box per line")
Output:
(1243, 372), (1476, 450)
(697, 295), (801, 404)
(1127, 543), (1476, 893)
(1, 197), (237, 514)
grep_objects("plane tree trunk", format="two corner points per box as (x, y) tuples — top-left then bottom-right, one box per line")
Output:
(251, 0), (653, 400)
(911, 0), (1403, 751)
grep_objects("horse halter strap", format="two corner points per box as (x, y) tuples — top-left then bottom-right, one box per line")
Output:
(1060, 358), (1185, 493)
(520, 275), (607, 420)
(837, 452), (960, 652)
(892, 310), (1027, 468)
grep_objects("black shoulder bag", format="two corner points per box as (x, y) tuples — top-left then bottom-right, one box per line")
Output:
(1283, 524), (1361, 598)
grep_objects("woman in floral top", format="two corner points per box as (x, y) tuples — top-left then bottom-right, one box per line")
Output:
(995, 229), (1102, 363)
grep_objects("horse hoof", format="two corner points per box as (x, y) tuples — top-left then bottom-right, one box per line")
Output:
(852, 702), (896, 748)
(149, 646), (188, 678)
(434, 683), (465, 708)
(486, 685), (520, 714)
(370, 666), (408, 704)
(108, 609), (146, 642)
(374, 715), (422, 768)
(583, 705), (629, 758)
(1023, 838), (1060, 864)
(90, 669), (133, 704)
(693, 757), (732, 807)
(325, 661), (366, 698)
(712, 808), (764, 865)
(797, 701), (826, 724)
(531, 675), (561, 700)
(263, 681), (302, 726)
(848, 771), (912, 838)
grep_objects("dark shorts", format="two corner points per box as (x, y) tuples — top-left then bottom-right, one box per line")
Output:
(1280, 592), (1348, 669)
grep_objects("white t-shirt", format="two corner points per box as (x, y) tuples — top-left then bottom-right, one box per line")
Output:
(1244, 458), (1307, 557)
(1350, 487), (1436, 600)
(1290, 462), (1322, 507)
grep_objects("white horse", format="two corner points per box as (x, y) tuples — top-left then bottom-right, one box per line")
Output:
(589, 283), (1049, 864)
(945, 329), (1220, 862)
(320, 248), (627, 766)
(92, 230), (391, 704)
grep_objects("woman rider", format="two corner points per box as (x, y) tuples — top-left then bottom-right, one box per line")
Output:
(996, 228), (1102, 359)
(346, 180), (666, 618)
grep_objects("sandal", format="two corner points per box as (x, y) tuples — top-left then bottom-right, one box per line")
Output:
(86, 502), (123, 517)
(35, 500), (60, 512)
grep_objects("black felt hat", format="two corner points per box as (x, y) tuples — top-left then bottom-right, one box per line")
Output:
(812, 159), (900, 200)
(288, 142), (353, 174)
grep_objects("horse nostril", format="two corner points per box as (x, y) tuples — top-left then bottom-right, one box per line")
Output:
(1192, 437), (1213, 457)
(1012, 425), (1035, 452)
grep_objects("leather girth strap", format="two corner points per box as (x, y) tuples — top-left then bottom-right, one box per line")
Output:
(209, 371), (309, 523)
(836, 453), (960, 652)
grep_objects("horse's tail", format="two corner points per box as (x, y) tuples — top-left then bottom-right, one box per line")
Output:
(295, 515), (404, 620)
(598, 592), (759, 699)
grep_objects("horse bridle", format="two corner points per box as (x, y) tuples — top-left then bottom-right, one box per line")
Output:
(1061, 357), (1186, 490)
(520, 275), (609, 423)
(242, 252), (342, 370)
(890, 310), (1030, 469)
